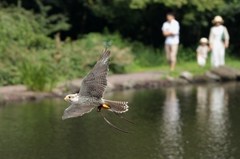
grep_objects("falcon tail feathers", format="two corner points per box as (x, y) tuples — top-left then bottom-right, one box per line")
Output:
(103, 99), (129, 113)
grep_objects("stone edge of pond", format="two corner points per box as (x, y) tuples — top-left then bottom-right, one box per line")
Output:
(0, 66), (239, 105)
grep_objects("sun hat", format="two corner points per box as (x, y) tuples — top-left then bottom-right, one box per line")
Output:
(200, 37), (208, 43)
(212, 15), (224, 24)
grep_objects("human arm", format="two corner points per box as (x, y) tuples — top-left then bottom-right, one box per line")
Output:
(162, 21), (179, 37)
(162, 23), (172, 37)
(209, 28), (213, 50)
(163, 21), (180, 36)
(207, 45), (211, 51)
(162, 31), (175, 37)
(196, 46), (200, 59)
(196, 52), (200, 59)
(223, 26), (230, 48)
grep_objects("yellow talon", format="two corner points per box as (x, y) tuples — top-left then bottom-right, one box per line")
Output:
(102, 104), (110, 109)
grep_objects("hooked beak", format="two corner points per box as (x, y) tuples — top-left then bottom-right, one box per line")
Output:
(64, 97), (69, 101)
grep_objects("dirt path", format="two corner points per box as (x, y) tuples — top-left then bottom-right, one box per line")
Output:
(64, 71), (164, 86)
(1, 65), (239, 103)
(0, 71), (165, 103)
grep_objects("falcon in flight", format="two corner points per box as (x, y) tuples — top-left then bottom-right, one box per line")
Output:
(62, 48), (134, 133)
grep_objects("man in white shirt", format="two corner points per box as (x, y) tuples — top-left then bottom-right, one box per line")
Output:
(162, 13), (180, 71)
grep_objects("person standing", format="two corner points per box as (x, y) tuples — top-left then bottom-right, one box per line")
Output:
(162, 13), (180, 71)
(196, 38), (210, 67)
(209, 15), (230, 67)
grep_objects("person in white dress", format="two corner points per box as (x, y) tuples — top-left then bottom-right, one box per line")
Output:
(196, 38), (209, 66)
(209, 15), (230, 67)
(162, 13), (180, 71)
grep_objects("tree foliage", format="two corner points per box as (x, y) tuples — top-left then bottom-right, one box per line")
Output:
(0, 3), (135, 87)
(82, 0), (239, 51)
(3, 0), (239, 51)
(35, 0), (70, 35)
(130, 0), (224, 11)
(0, 0), (239, 88)
(0, 1), (70, 49)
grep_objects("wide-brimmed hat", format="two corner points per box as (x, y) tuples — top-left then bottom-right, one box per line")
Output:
(212, 15), (224, 24)
(200, 37), (208, 43)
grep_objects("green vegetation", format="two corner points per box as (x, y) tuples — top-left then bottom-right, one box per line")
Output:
(0, 2), (239, 91)
(129, 49), (240, 79)
(2, 0), (239, 49)
(1, 25), (239, 90)
(0, 3), (68, 90)
(0, 5), (135, 90)
(84, 0), (240, 51)
(0, 32), (135, 90)
(18, 60), (56, 91)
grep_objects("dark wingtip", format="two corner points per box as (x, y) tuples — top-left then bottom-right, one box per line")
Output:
(103, 48), (110, 55)
(99, 48), (111, 62)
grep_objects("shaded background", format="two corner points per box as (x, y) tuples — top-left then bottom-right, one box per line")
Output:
(2, 0), (240, 51)
(0, 0), (239, 89)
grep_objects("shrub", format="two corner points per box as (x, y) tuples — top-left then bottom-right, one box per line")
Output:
(0, 4), (69, 49)
(131, 41), (166, 67)
(55, 32), (135, 77)
(177, 45), (197, 63)
(18, 60), (56, 91)
(0, 3), (69, 90)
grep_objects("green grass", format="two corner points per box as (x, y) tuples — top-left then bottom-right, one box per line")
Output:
(128, 56), (240, 79)
(18, 60), (56, 91)
(0, 13), (239, 91)
(1, 4), (239, 91)
(0, 32), (136, 90)
(225, 58), (240, 68)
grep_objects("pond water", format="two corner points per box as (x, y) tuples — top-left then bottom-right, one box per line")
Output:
(1, 82), (240, 159)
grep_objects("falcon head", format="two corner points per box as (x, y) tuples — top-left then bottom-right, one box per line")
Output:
(64, 94), (79, 103)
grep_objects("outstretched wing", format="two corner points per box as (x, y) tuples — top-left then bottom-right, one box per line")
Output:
(79, 48), (110, 98)
(62, 104), (95, 120)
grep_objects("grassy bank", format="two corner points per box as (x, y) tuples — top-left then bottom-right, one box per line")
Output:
(127, 50), (240, 77)
(1, 30), (239, 90)
(0, 5), (239, 91)
(131, 58), (240, 72)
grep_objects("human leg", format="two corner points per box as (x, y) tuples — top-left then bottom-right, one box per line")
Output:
(165, 45), (171, 64)
(198, 56), (206, 66)
(211, 51), (215, 67)
(211, 47), (220, 67)
(170, 44), (178, 71)
(219, 47), (225, 66)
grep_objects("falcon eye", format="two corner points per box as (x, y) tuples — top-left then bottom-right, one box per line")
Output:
(69, 96), (71, 98)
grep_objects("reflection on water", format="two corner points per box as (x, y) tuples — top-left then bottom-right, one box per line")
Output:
(208, 86), (229, 158)
(196, 85), (230, 158)
(196, 86), (208, 136)
(159, 88), (183, 158)
(1, 83), (240, 159)
(163, 88), (180, 123)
